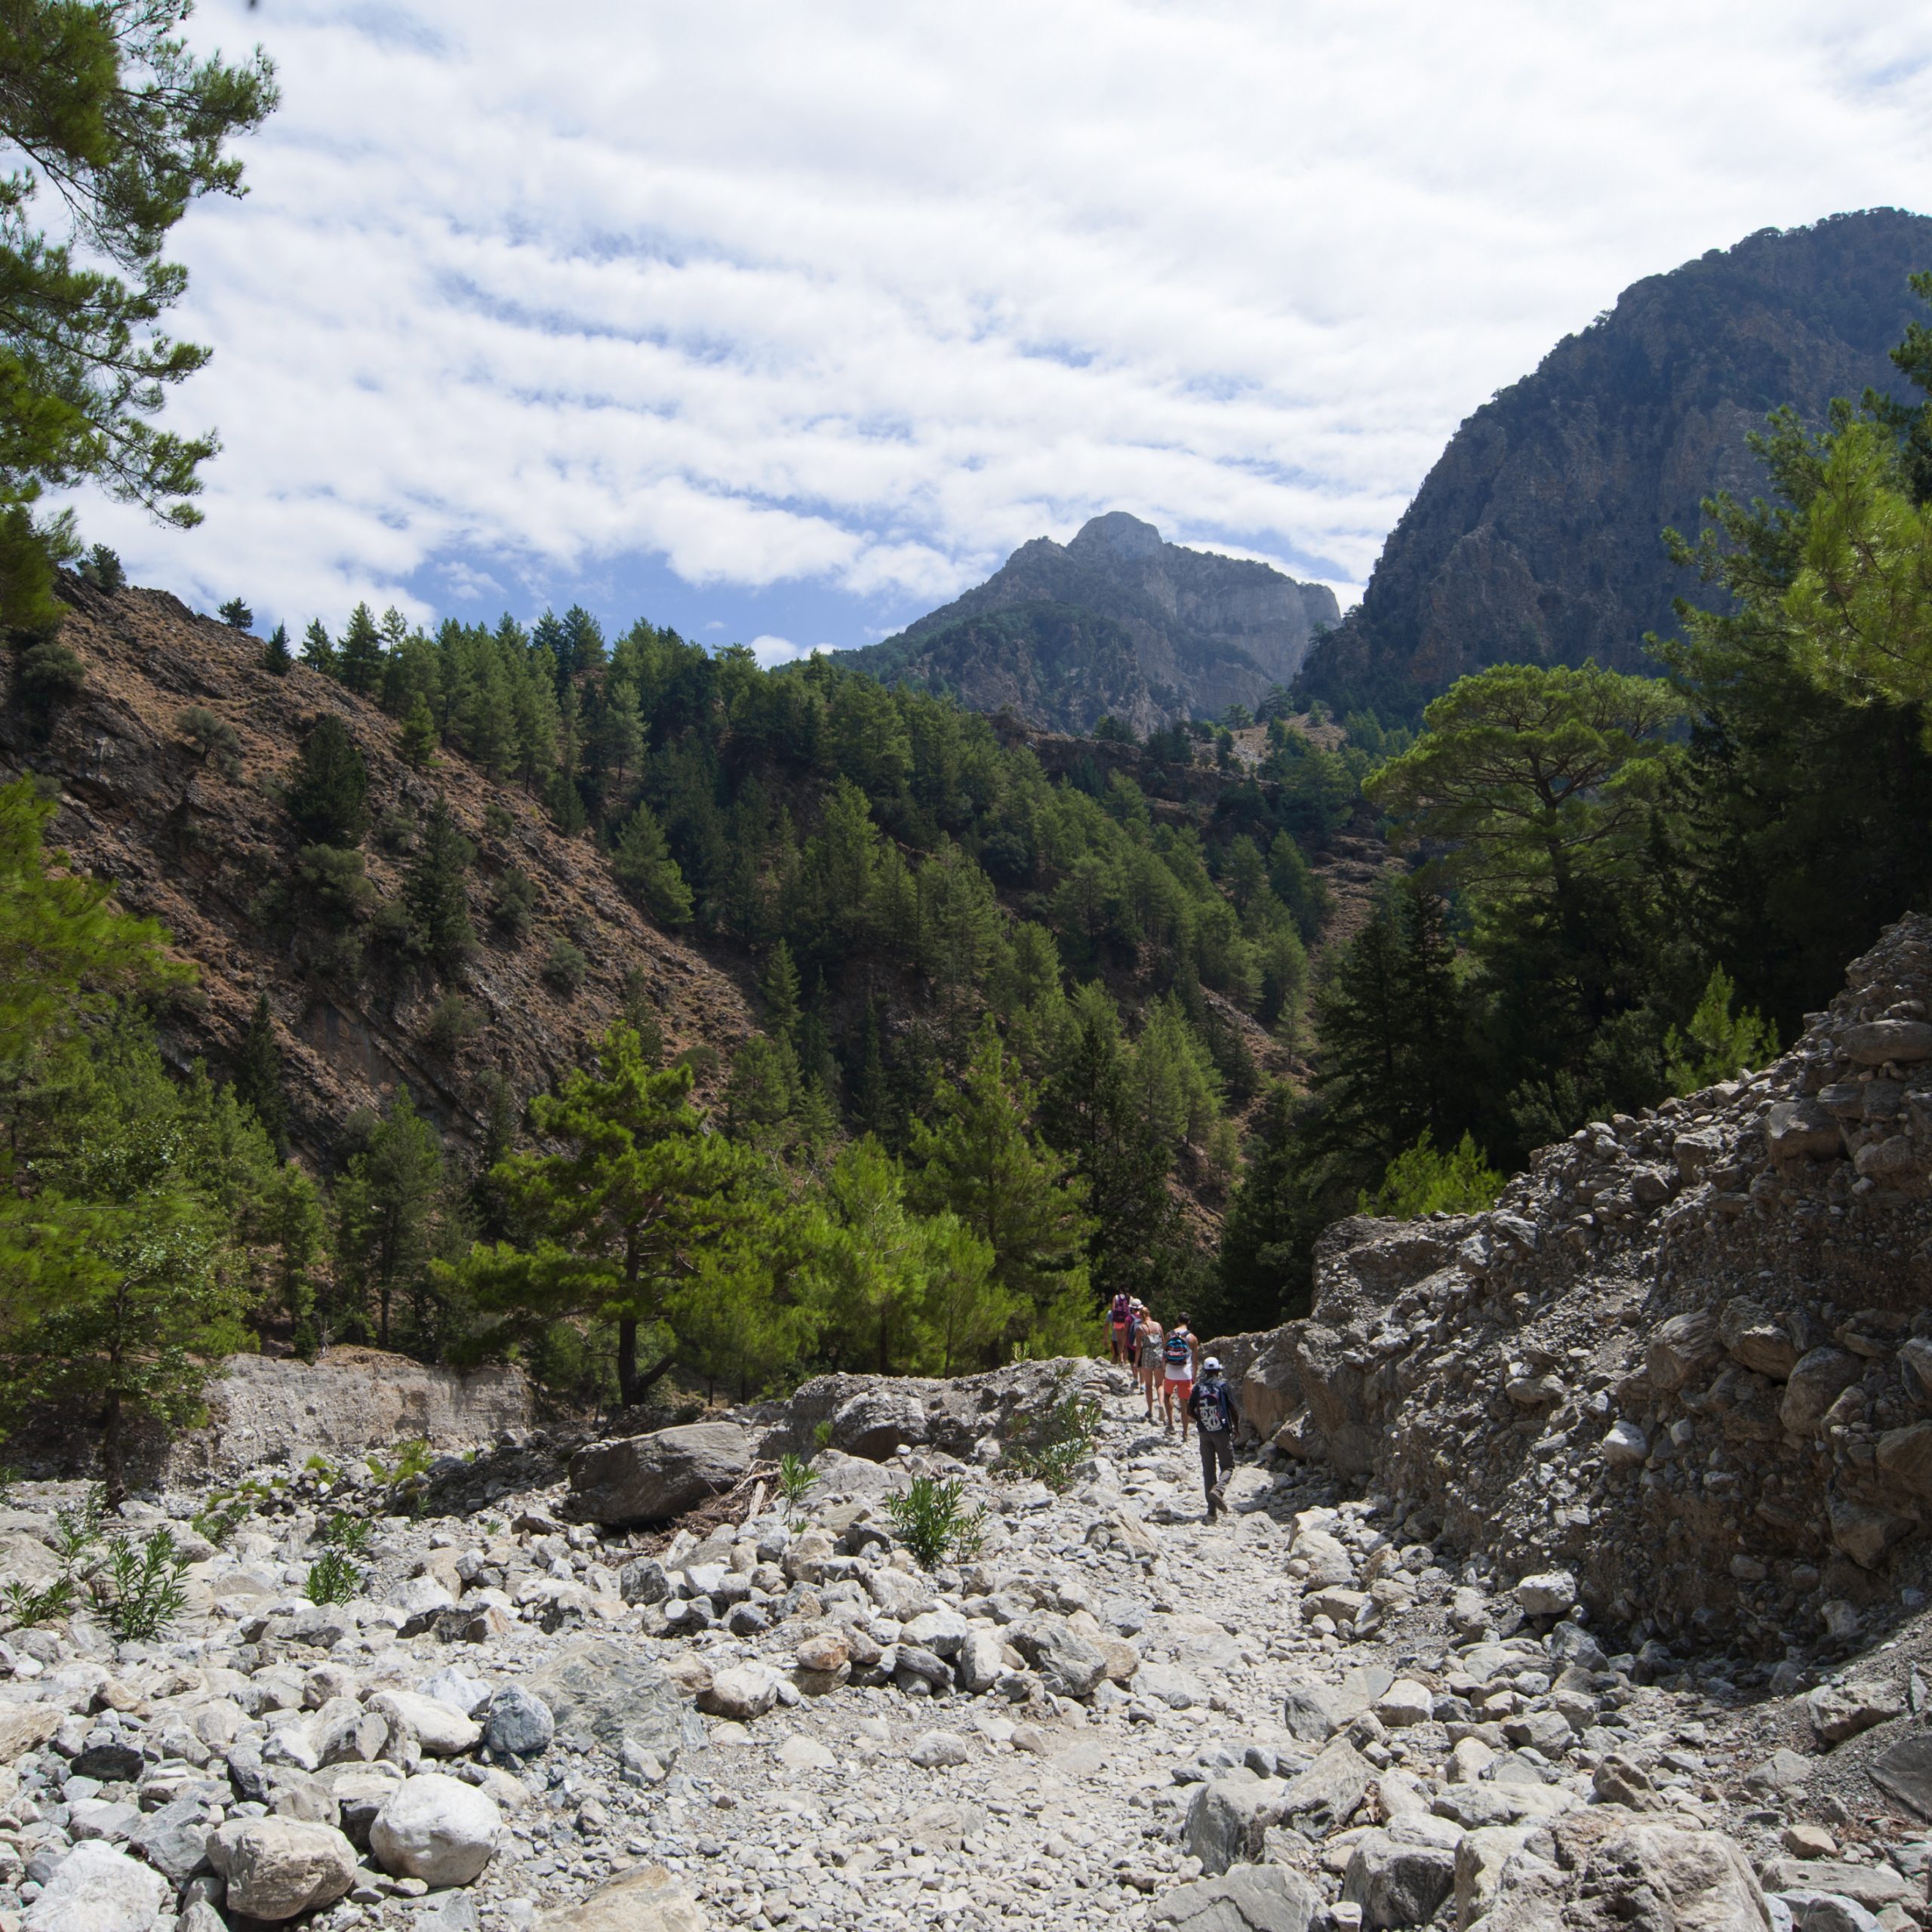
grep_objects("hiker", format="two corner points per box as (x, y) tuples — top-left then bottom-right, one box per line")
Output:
(1161, 1315), (1198, 1439)
(1107, 1290), (1135, 1365)
(1134, 1306), (1165, 1422)
(1189, 1356), (1238, 1517)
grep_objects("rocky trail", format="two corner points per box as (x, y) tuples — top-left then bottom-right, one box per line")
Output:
(5, 1354), (1932, 1932)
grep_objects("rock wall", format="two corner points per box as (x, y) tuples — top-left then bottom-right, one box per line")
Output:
(1214, 912), (1932, 1659)
(167, 1349), (533, 1479)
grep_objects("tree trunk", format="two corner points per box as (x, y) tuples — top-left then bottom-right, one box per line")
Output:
(99, 1389), (125, 1508)
(617, 1316), (638, 1409)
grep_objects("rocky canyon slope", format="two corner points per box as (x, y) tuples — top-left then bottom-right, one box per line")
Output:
(1300, 207), (1932, 712)
(0, 578), (752, 1161)
(851, 514), (1340, 735)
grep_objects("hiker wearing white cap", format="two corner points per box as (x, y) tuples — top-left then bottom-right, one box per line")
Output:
(1187, 1356), (1238, 1518)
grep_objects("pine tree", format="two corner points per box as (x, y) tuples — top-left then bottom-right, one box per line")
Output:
(285, 716), (369, 847)
(760, 941), (802, 1042)
(448, 1026), (766, 1406)
(404, 798), (475, 974)
(334, 1088), (447, 1349)
(232, 991), (287, 1155)
(907, 1031), (1094, 1355)
(337, 601), (384, 697)
(397, 691), (440, 768)
(262, 623), (292, 676)
(301, 619), (336, 675)
(611, 804), (692, 927)
(218, 596), (253, 631)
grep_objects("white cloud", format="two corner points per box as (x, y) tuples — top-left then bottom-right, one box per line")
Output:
(746, 635), (817, 669)
(70, 0), (1932, 638)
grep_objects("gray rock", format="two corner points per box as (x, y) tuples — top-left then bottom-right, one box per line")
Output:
(481, 1687), (554, 1759)
(1807, 1678), (1903, 1746)
(210, 1819), (359, 1921)
(128, 1797), (214, 1884)
(23, 1843), (168, 1932)
(617, 1557), (669, 1605)
(1010, 1615), (1106, 1699)
(1513, 1570), (1575, 1617)
(568, 1423), (754, 1525)
(369, 1773), (501, 1887)
(894, 1645), (952, 1694)
(1760, 1862), (1906, 1910)
(907, 1730), (970, 1768)
(1185, 1773), (1285, 1875)
(1150, 1865), (1321, 1932)
(698, 1664), (782, 1722)
(1276, 1737), (1374, 1838)
(1579, 1824), (1769, 1929)
(1781, 1349), (1865, 1435)
(1281, 1666), (1393, 1743)
(1778, 1894), (1882, 1932)
(1340, 1819), (1461, 1930)
(317, 1762), (403, 1848)
(953, 1628), (1004, 1694)
(526, 1640), (707, 1765)
(830, 1387), (928, 1460)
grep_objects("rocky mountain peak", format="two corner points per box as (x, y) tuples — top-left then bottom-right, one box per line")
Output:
(847, 513), (1340, 734)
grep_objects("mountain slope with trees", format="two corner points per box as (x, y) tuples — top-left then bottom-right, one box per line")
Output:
(850, 512), (1340, 734)
(1298, 208), (1932, 713)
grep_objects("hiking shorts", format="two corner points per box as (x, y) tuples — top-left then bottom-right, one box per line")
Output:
(1165, 1373), (1193, 1399)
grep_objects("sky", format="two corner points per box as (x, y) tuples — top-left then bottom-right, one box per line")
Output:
(64, 2), (1932, 662)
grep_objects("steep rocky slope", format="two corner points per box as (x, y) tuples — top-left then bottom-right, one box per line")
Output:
(1217, 912), (1932, 1667)
(0, 579), (752, 1160)
(1300, 208), (1932, 712)
(851, 512), (1340, 734)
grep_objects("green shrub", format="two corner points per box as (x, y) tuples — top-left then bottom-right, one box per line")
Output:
(489, 866), (537, 940)
(1002, 1373), (1100, 1493)
(323, 1512), (373, 1554)
(777, 1453), (814, 1522)
(885, 1475), (985, 1570)
(542, 938), (587, 995)
(424, 992), (480, 1060)
(106, 1528), (191, 1641)
(306, 1549), (362, 1604)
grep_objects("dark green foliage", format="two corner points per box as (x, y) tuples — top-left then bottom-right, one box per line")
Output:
(14, 636), (85, 709)
(176, 704), (239, 773)
(305, 1548), (361, 1604)
(423, 993), (479, 1060)
(218, 597), (252, 631)
(0, 4), (277, 631)
(105, 1528), (189, 1641)
(401, 798), (474, 974)
(300, 620), (334, 673)
(885, 1474), (984, 1568)
(285, 716), (368, 847)
(396, 691), (438, 768)
(542, 937), (586, 995)
(611, 803), (691, 927)
(232, 991), (286, 1153)
(262, 623), (291, 675)
(78, 544), (124, 592)
(337, 601), (383, 696)
(488, 865), (537, 940)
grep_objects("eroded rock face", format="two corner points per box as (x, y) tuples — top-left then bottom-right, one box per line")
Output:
(1204, 912), (1932, 1654)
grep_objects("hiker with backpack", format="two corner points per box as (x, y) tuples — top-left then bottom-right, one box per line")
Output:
(1108, 1291), (1135, 1365)
(1134, 1306), (1165, 1423)
(1161, 1317), (1198, 1439)
(1188, 1356), (1238, 1518)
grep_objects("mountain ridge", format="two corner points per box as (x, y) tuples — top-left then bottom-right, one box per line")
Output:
(848, 511), (1340, 734)
(1298, 206), (1932, 711)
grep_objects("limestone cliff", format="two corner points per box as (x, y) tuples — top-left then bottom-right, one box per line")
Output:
(1300, 208), (1932, 712)
(850, 512), (1340, 734)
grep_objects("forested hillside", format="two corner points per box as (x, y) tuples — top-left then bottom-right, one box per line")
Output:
(2, 561), (1401, 1455)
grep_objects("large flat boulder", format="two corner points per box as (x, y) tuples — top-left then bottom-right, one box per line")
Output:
(569, 1423), (753, 1524)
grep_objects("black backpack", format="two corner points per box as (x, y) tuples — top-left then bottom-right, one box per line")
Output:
(1198, 1379), (1234, 1433)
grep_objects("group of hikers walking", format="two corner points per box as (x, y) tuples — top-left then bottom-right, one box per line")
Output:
(1106, 1292), (1238, 1519)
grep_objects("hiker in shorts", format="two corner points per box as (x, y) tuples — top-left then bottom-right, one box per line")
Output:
(1188, 1357), (1238, 1518)
(1161, 1317), (1198, 1439)
(1134, 1308), (1165, 1423)
(1107, 1291), (1135, 1365)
